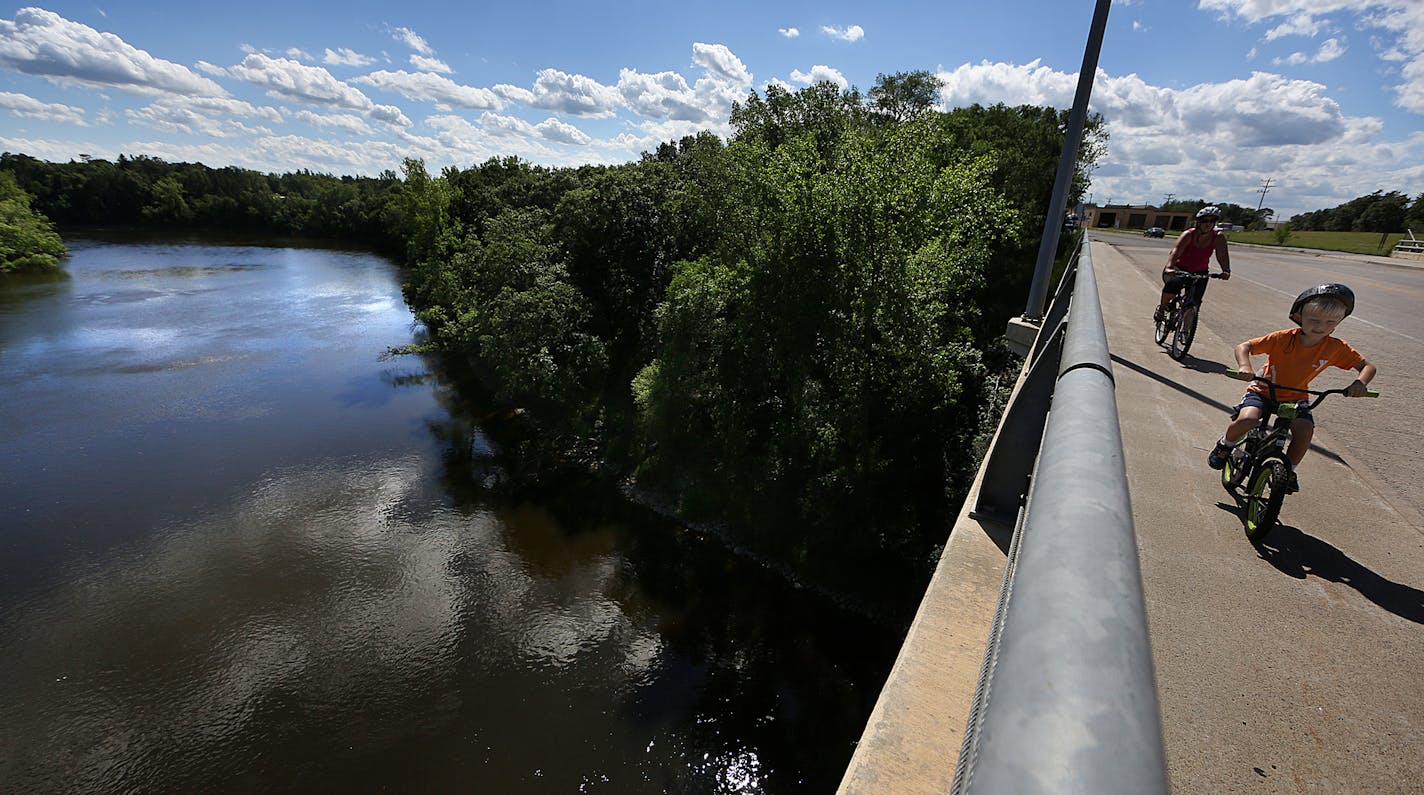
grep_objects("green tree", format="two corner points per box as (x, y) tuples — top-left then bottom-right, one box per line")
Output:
(869, 70), (943, 124)
(0, 170), (66, 271)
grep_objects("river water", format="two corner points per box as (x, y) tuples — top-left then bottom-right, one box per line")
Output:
(0, 237), (901, 793)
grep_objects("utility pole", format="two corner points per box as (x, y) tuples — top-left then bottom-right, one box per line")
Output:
(1162, 193), (1175, 207)
(1255, 178), (1274, 219)
(1021, 0), (1111, 322)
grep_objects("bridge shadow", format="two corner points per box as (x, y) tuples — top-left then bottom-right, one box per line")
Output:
(1250, 520), (1424, 625)
(1110, 353), (1347, 466)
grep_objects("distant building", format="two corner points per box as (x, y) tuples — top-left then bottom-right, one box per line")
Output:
(1081, 204), (1194, 232)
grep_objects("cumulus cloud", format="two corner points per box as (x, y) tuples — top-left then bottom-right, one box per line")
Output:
(520, 68), (622, 117)
(1201, 0), (1424, 112)
(533, 117), (592, 145)
(294, 109), (372, 134)
(410, 54), (452, 73)
(389, 26), (433, 56)
(227, 53), (375, 111)
(0, 90), (87, 124)
(0, 7), (226, 96)
(693, 43), (751, 85)
(790, 65), (848, 89)
(353, 70), (501, 110)
(325, 48), (375, 67)
(821, 24), (865, 43)
(1274, 37), (1347, 65)
(779, 27), (799, 38)
(124, 96), (285, 138)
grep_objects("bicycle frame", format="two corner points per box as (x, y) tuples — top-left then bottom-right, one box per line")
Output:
(1157, 272), (1226, 360)
(1219, 371), (1378, 538)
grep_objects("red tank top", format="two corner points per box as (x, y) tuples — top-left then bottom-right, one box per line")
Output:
(1173, 228), (1219, 273)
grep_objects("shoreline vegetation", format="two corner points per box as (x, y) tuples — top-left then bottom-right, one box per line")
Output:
(0, 170), (66, 272)
(2, 73), (1108, 616)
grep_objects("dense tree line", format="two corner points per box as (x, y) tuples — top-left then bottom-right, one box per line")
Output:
(1290, 190), (1424, 233)
(0, 170), (66, 271)
(0, 152), (406, 250)
(1159, 200), (1272, 229)
(399, 75), (1103, 607)
(2, 73), (1104, 610)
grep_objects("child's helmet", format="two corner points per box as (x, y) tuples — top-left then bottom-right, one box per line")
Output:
(1196, 206), (1221, 220)
(1290, 283), (1355, 323)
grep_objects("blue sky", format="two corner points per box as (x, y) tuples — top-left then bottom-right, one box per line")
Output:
(2, 1), (1422, 220)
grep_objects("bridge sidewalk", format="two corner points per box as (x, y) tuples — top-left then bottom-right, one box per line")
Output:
(1092, 240), (1424, 793)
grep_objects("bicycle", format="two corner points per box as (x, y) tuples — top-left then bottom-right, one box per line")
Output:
(1154, 271), (1227, 360)
(1218, 371), (1378, 540)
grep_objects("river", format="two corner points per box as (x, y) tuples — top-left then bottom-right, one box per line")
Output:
(0, 236), (902, 793)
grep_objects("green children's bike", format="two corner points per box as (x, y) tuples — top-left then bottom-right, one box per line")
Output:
(1219, 371), (1379, 540)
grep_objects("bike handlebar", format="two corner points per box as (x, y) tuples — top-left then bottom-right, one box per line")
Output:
(1167, 271), (1229, 280)
(1224, 369), (1379, 405)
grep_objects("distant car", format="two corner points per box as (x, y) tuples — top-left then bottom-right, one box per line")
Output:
(1144, 227), (1165, 238)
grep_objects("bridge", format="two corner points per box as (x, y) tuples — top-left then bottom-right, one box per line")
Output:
(839, 234), (1424, 793)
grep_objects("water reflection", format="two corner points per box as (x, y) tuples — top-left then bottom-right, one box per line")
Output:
(0, 238), (899, 793)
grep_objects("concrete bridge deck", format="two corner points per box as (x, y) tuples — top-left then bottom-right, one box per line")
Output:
(1094, 236), (1423, 793)
(842, 237), (1423, 793)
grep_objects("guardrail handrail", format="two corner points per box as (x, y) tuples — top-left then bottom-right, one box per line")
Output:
(954, 240), (1168, 793)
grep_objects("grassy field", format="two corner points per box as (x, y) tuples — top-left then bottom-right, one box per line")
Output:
(1095, 226), (1410, 256)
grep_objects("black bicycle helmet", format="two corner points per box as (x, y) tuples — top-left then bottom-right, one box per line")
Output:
(1289, 283), (1355, 323)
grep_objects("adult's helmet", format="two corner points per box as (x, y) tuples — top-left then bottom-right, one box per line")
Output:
(1290, 283), (1355, 323)
(1196, 206), (1221, 220)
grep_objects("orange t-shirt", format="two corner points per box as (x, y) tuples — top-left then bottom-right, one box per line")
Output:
(1247, 328), (1364, 401)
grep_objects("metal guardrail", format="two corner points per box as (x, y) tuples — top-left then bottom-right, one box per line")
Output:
(954, 240), (1168, 793)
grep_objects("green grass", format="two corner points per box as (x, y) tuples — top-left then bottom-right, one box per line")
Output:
(1225, 230), (1406, 255)
(1095, 226), (1409, 256)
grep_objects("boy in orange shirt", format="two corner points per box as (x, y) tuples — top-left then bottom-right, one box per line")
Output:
(1206, 283), (1377, 492)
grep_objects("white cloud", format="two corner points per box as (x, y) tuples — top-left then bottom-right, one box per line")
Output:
(0, 8), (226, 96)
(692, 43), (752, 85)
(389, 26), (434, 56)
(353, 70), (501, 110)
(227, 53), (375, 111)
(0, 90), (87, 124)
(779, 27), (799, 39)
(124, 96), (285, 138)
(521, 68), (622, 117)
(821, 24), (865, 43)
(294, 109), (372, 134)
(1201, 0), (1424, 113)
(533, 117), (591, 145)
(286, 47), (315, 62)
(1273, 37), (1346, 65)
(325, 48), (376, 67)
(410, 55), (452, 74)
(790, 65), (848, 89)
(369, 103), (411, 127)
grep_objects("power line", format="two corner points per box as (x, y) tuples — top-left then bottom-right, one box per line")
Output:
(1255, 178), (1275, 216)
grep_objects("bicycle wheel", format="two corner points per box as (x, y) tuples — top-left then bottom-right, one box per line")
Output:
(1169, 305), (1198, 360)
(1221, 447), (1247, 490)
(1244, 458), (1288, 540)
(1153, 305), (1172, 345)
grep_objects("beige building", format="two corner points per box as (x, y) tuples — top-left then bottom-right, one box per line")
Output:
(1081, 204), (1194, 232)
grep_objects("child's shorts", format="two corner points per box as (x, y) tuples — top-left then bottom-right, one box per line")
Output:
(1231, 391), (1314, 424)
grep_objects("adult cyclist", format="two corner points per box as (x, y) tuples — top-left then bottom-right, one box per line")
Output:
(1154, 206), (1232, 326)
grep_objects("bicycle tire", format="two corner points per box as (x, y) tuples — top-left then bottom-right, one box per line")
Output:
(1221, 447), (1247, 490)
(1244, 458), (1288, 540)
(1154, 304), (1172, 345)
(1169, 305), (1198, 360)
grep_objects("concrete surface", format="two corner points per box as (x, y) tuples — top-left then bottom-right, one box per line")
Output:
(1093, 237), (1424, 793)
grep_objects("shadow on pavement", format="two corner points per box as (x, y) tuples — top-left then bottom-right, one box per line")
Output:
(1252, 522), (1424, 625)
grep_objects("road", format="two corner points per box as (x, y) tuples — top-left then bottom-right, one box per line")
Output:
(1090, 233), (1424, 794)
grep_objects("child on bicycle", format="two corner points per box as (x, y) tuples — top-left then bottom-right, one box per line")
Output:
(1206, 283), (1377, 491)
(1154, 206), (1231, 323)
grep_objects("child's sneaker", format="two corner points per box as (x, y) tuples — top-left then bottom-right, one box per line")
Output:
(1207, 441), (1232, 470)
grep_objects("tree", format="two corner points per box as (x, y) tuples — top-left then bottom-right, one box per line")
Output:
(869, 70), (943, 124)
(0, 170), (66, 271)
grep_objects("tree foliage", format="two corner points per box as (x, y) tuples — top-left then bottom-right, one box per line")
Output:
(1291, 190), (1415, 232)
(0, 170), (66, 271)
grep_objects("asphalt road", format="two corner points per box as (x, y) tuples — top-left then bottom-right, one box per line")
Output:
(1089, 233), (1424, 794)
